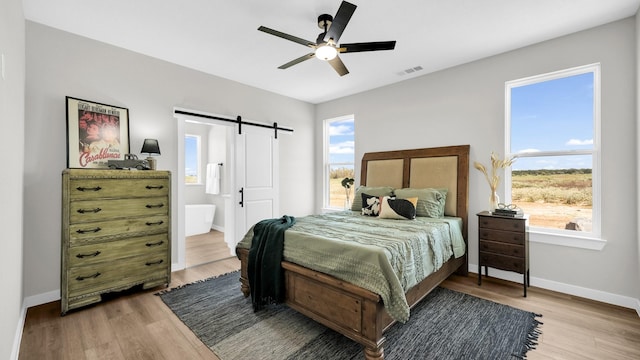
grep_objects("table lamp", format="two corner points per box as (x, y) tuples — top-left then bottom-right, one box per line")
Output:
(141, 138), (161, 170)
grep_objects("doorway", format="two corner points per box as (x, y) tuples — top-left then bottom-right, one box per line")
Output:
(175, 108), (284, 271)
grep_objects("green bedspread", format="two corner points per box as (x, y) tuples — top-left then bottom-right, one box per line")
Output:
(237, 211), (465, 323)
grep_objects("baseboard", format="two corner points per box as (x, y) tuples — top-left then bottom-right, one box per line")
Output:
(10, 302), (27, 360)
(211, 224), (224, 232)
(469, 263), (640, 313)
(24, 289), (59, 309)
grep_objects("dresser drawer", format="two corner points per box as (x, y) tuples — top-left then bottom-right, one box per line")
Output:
(69, 197), (168, 223)
(479, 252), (525, 273)
(478, 228), (525, 245)
(68, 215), (168, 245)
(479, 216), (525, 232)
(68, 234), (168, 267)
(67, 253), (168, 297)
(68, 178), (169, 200)
(479, 240), (525, 258)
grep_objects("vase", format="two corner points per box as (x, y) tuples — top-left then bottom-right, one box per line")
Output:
(344, 198), (352, 210)
(489, 190), (499, 213)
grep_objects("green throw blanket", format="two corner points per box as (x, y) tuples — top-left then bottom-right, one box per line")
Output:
(248, 215), (296, 311)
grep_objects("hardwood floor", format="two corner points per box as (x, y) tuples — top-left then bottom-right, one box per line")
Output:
(186, 230), (234, 268)
(19, 262), (640, 360)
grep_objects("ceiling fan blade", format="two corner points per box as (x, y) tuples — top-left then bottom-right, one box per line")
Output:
(278, 53), (316, 69)
(328, 55), (349, 76)
(258, 26), (316, 48)
(339, 41), (396, 53)
(324, 1), (356, 43)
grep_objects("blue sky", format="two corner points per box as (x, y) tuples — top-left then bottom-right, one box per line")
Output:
(329, 118), (355, 165)
(510, 72), (594, 170)
(185, 135), (198, 176)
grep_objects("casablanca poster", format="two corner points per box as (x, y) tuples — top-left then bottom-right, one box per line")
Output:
(66, 97), (130, 168)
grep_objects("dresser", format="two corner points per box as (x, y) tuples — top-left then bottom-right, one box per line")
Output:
(477, 211), (529, 296)
(61, 169), (171, 315)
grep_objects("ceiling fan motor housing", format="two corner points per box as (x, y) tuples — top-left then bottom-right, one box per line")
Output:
(317, 14), (333, 30)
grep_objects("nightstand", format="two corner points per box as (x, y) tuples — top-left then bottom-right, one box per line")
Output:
(477, 211), (529, 296)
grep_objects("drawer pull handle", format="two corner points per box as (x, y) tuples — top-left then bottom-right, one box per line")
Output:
(146, 185), (164, 190)
(76, 251), (101, 258)
(146, 204), (164, 208)
(77, 208), (102, 214)
(145, 259), (164, 266)
(145, 221), (164, 226)
(146, 240), (164, 247)
(76, 186), (102, 192)
(76, 272), (101, 281)
(76, 227), (101, 234)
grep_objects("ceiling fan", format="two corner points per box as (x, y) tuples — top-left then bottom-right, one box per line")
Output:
(258, 1), (396, 76)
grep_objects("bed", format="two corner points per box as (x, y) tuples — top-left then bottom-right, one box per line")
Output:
(236, 145), (469, 360)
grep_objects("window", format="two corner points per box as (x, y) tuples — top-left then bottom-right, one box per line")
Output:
(505, 64), (600, 240)
(324, 116), (355, 209)
(185, 134), (201, 184)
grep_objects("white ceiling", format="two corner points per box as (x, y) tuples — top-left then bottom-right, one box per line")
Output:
(23, 0), (640, 104)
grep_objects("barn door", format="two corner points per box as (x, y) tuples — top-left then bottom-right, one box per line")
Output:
(233, 125), (279, 247)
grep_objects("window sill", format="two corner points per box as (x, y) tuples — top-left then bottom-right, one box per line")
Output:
(530, 230), (606, 250)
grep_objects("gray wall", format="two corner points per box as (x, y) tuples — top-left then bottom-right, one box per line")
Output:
(24, 21), (315, 301)
(317, 18), (639, 303)
(0, 0), (25, 358)
(637, 7), (640, 303)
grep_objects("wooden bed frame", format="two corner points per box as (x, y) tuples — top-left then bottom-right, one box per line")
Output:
(237, 145), (469, 360)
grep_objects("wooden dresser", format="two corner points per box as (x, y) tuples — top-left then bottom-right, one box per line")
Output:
(61, 169), (171, 315)
(477, 211), (529, 296)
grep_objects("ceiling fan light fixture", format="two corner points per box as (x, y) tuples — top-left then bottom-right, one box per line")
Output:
(315, 44), (338, 61)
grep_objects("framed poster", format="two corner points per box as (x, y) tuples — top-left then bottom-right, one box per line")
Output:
(66, 97), (130, 168)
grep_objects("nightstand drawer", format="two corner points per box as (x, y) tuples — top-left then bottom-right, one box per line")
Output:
(69, 197), (168, 223)
(479, 216), (525, 232)
(479, 228), (525, 245)
(479, 240), (524, 258)
(479, 252), (525, 273)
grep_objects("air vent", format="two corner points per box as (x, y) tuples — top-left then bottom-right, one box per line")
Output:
(397, 66), (424, 76)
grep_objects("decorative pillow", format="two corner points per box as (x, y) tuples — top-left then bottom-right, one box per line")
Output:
(393, 188), (447, 218)
(361, 193), (383, 216)
(351, 186), (394, 211)
(378, 196), (418, 220)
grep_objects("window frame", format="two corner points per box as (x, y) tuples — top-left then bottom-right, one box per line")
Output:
(504, 63), (604, 250)
(184, 134), (202, 185)
(323, 115), (355, 211)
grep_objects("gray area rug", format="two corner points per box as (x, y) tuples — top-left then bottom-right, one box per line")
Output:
(157, 271), (542, 359)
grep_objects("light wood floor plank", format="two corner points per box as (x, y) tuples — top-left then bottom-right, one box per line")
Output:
(19, 257), (640, 359)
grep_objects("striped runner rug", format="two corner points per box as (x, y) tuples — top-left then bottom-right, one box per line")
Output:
(157, 271), (542, 359)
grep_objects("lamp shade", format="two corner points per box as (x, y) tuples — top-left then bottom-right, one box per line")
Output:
(141, 139), (161, 155)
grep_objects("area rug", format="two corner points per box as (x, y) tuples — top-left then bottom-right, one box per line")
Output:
(157, 271), (542, 360)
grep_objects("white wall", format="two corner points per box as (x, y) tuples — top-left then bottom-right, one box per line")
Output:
(0, 0), (25, 358)
(317, 18), (639, 305)
(24, 22), (315, 301)
(184, 121), (227, 229)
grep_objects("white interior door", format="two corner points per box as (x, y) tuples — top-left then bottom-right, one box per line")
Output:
(234, 125), (279, 247)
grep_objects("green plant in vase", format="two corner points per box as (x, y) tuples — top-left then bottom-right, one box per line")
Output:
(341, 177), (355, 209)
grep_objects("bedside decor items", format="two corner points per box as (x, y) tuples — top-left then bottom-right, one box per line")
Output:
(474, 152), (515, 212)
(341, 177), (354, 209)
(65, 97), (130, 169)
(141, 138), (161, 170)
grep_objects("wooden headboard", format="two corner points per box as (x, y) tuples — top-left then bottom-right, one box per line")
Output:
(360, 145), (470, 242)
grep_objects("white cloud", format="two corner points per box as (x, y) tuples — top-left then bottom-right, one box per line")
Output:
(329, 124), (354, 136)
(330, 141), (354, 154)
(566, 138), (593, 146)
